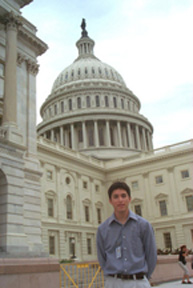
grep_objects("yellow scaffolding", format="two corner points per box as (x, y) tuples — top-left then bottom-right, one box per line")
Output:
(60, 261), (104, 288)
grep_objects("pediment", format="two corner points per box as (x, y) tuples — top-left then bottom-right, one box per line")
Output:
(155, 193), (168, 200)
(131, 197), (143, 203)
(181, 188), (193, 195)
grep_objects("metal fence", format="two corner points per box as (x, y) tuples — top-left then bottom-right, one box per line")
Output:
(60, 261), (105, 288)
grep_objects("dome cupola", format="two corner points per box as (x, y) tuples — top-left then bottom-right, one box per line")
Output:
(37, 19), (154, 160)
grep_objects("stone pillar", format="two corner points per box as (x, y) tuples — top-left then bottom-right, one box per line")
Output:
(142, 128), (147, 151)
(82, 121), (87, 148)
(60, 126), (64, 145)
(3, 12), (21, 126)
(105, 120), (111, 147)
(51, 129), (54, 142)
(147, 131), (151, 151)
(94, 120), (99, 147)
(26, 59), (39, 156)
(70, 123), (75, 149)
(127, 123), (133, 148)
(135, 125), (141, 150)
(117, 121), (122, 147)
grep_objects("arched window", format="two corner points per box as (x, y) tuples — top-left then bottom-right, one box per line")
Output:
(105, 96), (109, 107)
(69, 99), (72, 110)
(86, 96), (90, 107)
(113, 97), (117, 108)
(121, 99), (124, 109)
(61, 101), (64, 113)
(96, 95), (100, 107)
(77, 97), (81, 108)
(66, 195), (73, 219)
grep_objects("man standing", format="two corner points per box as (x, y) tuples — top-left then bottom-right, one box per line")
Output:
(97, 182), (157, 288)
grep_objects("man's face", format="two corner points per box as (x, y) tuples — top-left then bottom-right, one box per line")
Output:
(109, 188), (131, 214)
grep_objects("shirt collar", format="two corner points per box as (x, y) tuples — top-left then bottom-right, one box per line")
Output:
(108, 210), (138, 225)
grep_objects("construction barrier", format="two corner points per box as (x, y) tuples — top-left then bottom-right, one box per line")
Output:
(60, 261), (105, 288)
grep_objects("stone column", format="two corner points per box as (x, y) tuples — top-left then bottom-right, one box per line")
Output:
(147, 131), (151, 151)
(135, 125), (141, 150)
(127, 123), (133, 148)
(70, 123), (75, 149)
(51, 129), (54, 142)
(94, 120), (99, 147)
(60, 126), (64, 145)
(26, 59), (39, 156)
(117, 121), (122, 147)
(3, 13), (21, 126)
(82, 121), (87, 148)
(105, 120), (111, 147)
(142, 128), (147, 151)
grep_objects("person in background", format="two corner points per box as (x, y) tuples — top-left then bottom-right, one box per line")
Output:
(178, 245), (192, 284)
(97, 181), (157, 288)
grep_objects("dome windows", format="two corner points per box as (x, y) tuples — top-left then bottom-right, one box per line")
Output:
(113, 97), (117, 108)
(69, 99), (72, 110)
(105, 96), (109, 107)
(86, 96), (91, 108)
(77, 97), (81, 109)
(121, 99), (124, 109)
(96, 95), (100, 107)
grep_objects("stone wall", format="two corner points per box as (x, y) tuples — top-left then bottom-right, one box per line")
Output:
(0, 258), (60, 288)
(151, 255), (193, 284)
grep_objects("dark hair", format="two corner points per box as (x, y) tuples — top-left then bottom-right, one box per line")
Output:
(108, 181), (131, 199)
(180, 245), (186, 251)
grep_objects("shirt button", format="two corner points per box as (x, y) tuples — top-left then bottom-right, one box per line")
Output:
(125, 258), (127, 261)
(123, 235), (126, 239)
(124, 269), (127, 272)
(124, 247), (127, 250)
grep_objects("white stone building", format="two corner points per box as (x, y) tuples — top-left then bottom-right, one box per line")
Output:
(0, 1), (192, 261)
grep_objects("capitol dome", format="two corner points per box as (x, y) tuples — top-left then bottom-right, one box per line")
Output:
(37, 19), (154, 160)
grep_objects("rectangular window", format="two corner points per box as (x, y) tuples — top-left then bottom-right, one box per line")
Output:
(97, 208), (102, 224)
(159, 200), (167, 216)
(85, 206), (90, 222)
(95, 184), (99, 192)
(61, 101), (64, 113)
(54, 104), (57, 115)
(87, 238), (92, 255)
(155, 175), (163, 184)
(49, 236), (55, 255)
(78, 129), (83, 142)
(47, 170), (53, 180)
(163, 232), (172, 250)
(131, 181), (138, 190)
(186, 195), (193, 212)
(134, 205), (142, 216)
(83, 181), (88, 189)
(48, 199), (54, 217)
(181, 170), (189, 179)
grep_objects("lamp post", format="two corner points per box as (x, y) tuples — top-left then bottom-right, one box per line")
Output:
(71, 238), (76, 259)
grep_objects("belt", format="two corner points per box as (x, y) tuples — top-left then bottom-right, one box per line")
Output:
(108, 272), (145, 280)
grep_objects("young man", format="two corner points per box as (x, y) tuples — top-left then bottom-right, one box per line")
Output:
(97, 182), (157, 288)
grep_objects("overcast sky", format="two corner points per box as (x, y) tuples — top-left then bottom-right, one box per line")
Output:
(21, 0), (193, 149)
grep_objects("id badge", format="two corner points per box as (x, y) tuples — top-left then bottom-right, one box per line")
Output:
(115, 246), (122, 259)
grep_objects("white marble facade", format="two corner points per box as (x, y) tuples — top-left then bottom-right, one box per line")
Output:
(0, 1), (192, 261)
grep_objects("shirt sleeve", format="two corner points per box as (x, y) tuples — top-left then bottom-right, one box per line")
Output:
(96, 227), (106, 269)
(142, 221), (157, 279)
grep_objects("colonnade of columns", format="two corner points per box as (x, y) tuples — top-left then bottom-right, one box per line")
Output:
(43, 120), (153, 152)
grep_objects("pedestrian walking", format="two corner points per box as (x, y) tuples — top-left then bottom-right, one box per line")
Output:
(178, 245), (192, 284)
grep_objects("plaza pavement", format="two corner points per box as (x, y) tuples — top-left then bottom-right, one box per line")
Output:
(153, 278), (193, 287)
